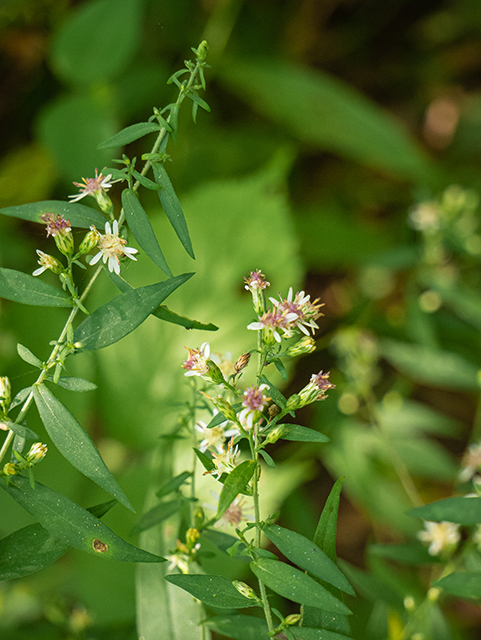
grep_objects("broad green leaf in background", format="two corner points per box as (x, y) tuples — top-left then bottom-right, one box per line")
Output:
(203, 614), (269, 640)
(152, 162), (195, 259)
(369, 543), (440, 565)
(433, 572), (481, 598)
(276, 424), (329, 443)
(250, 558), (351, 613)
(380, 339), (480, 390)
(292, 629), (353, 640)
(263, 524), (354, 595)
(0, 200), (106, 228)
(131, 499), (185, 534)
(0, 475), (163, 562)
(74, 273), (193, 350)
(0, 267), (72, 307)
(338, 560), (402, 609)
(156, 471), (192, 499)
(165, 573), (257, 609)
(219, 57), (431, 180)
(408, 496), (481, 525)
(122, 188), (172, 276)
(0, 500), (116, 581)
(33, 383), (134, 511)
(217, 460), (256, 519)
(97, 122), (161, 150)
(4, 421), (38, 441)
(50, 0), (143, 85)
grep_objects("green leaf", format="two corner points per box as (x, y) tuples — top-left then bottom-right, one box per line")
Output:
(369, 543), (440, 565)
(0, 268), (72, 307)
(52, 376), (97, 392)
(408, 496), (481, 525)
(74, 273), (193, 350)
(250, 559), (351, 614)
(433, 571), (481, 598)
(263, 524), (354, 595)
(151, 305), (218, 331)
(121, 188), (172, 276)
(17, 343), (42, 368)
(193, 447), (215, 473)
(32, 383), (133, 512)
(165, 573), (257, 609)
(219, 57), (431, 180)
(132, 170), (163, 190)
(380, 339), (480, 391)
(259, 449), (275, 467)
(97, 122), (160, 149)
(204, 614), (269, 640)
(50, 0), (142, 85)
(4, 421), (38, 441)
(258, 375), (287, 410)
(152, 162), (194, 259)
(156, 471), (192, 499)
(0, 475), (163, 563)
(277, 424), (329, 443)
(0, 200), (106, 228)
(217, 460), (256, 519)
(292, 629), (353, 640)
(0, 500), (116, 580)
(314, 478), (344, 562)
(131, 499), (185, 534)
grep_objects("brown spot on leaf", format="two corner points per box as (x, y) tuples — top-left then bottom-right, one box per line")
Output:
(92, 538), (108, 553)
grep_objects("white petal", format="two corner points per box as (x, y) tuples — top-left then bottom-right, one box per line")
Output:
(89, 252), (103, 266)
(112, 219), (119, 234)
(32, 266), (46, 276)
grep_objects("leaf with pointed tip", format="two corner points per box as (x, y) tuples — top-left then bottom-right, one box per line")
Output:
(17, 343), (43, 368)
(165, 573), (257, 609)
(408, 496), (481, 525)
(51, 376), (97, 392)
(156, 471), (192, 499)
(152, 162), (194, 258)
(4, 421), (38, 441)
(0, 200), (106, 228)
(0, 268), (72, 307)
(258, 375), (287, 410)
(203, 614), (269, 640)
(0, 500), (116, 580)
(97, 122), (161, 149)
(74, 273), (193, 350)
(275, 424), (329, 443)
(433, 572), (481, 599)
(122, 188), (172, 276)
(217, 460), (256, 519)
(250, 558), (351, 614)
(33, 383), (134, 511)
(0, 476), (163, 562)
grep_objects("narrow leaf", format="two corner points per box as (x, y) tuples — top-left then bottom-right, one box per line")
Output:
(204, 614), (269, 640)
(132, 170), (163, 190)
(263, 524), (354, 595)
(193, 448), (215, 472)
(276, 424), (329, 443)
(259, 449), (275, 467)
(0, 268), (72, 307)
(0, 500), (116, 580)
(74, 273), (193, 350)
(17, 344), (43, 368)
(122, 188), (172, 276)
(152, 305), (218, 331)
(97, 122), (160, 149)
(250, 558), (351, 614)
(33, 383), (134, 511)
(217, 460), (256, 519)
(152, 162), (194, 258)
(369, 543), (439, 565)
(165, 573), (257, 609)
(408, 496), (481, 525)
(433, 571), (481, 598)
(131, 499), (185, 534)
(0, 200), (106, 228)
(0, 476), (164, 563)
(292, 629), (353, 640)
(52, 376), (97, 392)
(314, 477), (345, 562)
(4, 421), (38, 441)
(258, 375), (287, 410)
(156, 471), (192, 499)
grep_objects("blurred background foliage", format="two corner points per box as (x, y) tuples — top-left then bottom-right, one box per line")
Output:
(2, 0), (481, 638)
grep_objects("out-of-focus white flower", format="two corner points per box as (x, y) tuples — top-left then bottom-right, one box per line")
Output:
(182, 342), (210, 377)
(417, 520), (460, 556)
(459, 442), (481, 483)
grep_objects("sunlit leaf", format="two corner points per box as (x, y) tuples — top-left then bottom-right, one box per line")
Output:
(0, 268), (72, 307)
(122, 188), (172, 276)
(74, 273), (193, 350)
(434, 572), (481, 598)
(33, 383), (133, 511)
(250, 558), (351, 613)
(0, 200), (106, 228)
(277, 424), (329, 443)
(52, 376), (97, 392)
(0, 475), (164, 562)
(165, 573), (257, 609)
(97, 122), (160, 149)
(217, 460), (256, 519)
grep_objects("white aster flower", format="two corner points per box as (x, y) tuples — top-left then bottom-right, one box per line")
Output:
(89, 220), (138, 274)
(417, 520), (460, 556)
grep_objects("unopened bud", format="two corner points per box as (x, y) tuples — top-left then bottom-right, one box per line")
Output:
(193, 506), (205, 528)
(0, 377), (11, 412)
(285, 393), (301, 412)
(205, 360), (227, 385)
(78, 226), (101, 255)
(3, 462), (17, 476)
(53, 229), (74, 256)
(285, 614), (301, 626)
(268, 403), (280, 419)
(26, 442), (48, 463)
(264, 426), (285, 445)
(232, 581), (259, 601)
(286, 336), (316, 357)
(186, 528), (200, 550)
(235, 352), (251, 375)
(211, 396), (238, 423)
(95, 190), (113, 215)
(196, 40), (209, 62)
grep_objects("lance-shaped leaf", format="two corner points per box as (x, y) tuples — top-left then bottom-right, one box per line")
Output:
(33, 383), (133, 512)
(292, 629), (353, 640)
(250, 558), (351, 614)
(131, 499), (186, 534)
(121, 187), (172, 276)
(4, 421), (38, 441)
(156, 471), (192, 499)
(0, 268), (72, 307)
(217, 461), (256, 519)
(0, 476), (163, 563)
(52, 376), (97, 392)
(433, 571), (481, 599)
(0, 200), (106, 228)
(0, 500), (116, 580)
(263, 524), (354, 595)
(152, 305), (218, 331)
(17, 343), (43, 368)
(152, 162), (194, 259)
(408, 496), (481, 525)
(274, 424), (329, 443)
(203, 614), (269, 640)
(165, 574), (257, 609)
(97, 122), (161, 149)
(74, 273), (193, 350)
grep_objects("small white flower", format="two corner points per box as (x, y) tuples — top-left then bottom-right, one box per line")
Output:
(195, 418), (238, 453)
(459, 442), (481, 483)
(89, 220), (138, 274)
(68, 169), (116, 203)
(182, 342), (210, 377)
(417, 520), (460, 556)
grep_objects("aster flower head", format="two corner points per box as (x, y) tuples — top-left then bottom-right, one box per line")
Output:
(238, 384), (270, 430)
(209, 438), (239, 479)
(182, 342), (211, 378)
(294, 370), (335, 409)
(69, 168), (119, 213)
(244, 270), (270, 314)
(418, 520), (460, 556)
(195, 418), (238, 453)
(270, 287), (324, 336)
(33, 250), (64, 277)
(247, 308), (297, 343)
(458, 442), (481, 483)
(88, 220), (138, 275)
(40, 213), (74, 255)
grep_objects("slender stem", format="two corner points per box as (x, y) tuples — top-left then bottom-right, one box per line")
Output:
(190, 379), (198, 528)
